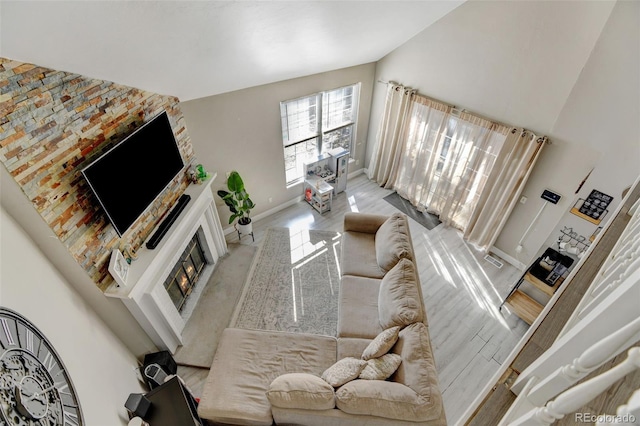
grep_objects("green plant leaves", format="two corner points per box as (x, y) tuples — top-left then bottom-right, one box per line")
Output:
(217, 171), (254, 224)
(227, 171), (245, 193)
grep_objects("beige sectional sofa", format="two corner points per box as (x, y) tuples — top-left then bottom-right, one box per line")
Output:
(197, 212), (446, 425)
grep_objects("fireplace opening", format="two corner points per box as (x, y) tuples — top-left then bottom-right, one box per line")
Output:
(163, 232), (208, 313)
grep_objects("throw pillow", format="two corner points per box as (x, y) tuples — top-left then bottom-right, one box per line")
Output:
(336, 380), (442, 422)
(360, 353), (402, 380)
(391, 322), (440, 400)
(375, 213), (413, 273)
(321, 357), (367, 388)
(361, 326), (401, 360)
(266, 373), (335, 410)
(378, 258), (424, 329)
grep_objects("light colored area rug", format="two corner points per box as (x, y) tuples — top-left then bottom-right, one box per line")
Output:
(231, 227), (341, 336)
(173, 243), (257, 368)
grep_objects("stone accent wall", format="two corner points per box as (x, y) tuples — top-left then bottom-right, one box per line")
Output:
(0, 58), (195, 291)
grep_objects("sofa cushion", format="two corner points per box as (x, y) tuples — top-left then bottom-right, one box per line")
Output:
(337, 338), (373, 360)
(389, 322), (445, 422)
(341, 231), (384, 279)
(267, 373), (335, 410)
(361, 326), (401, 360)
(321, 357), (367, 388)
(337, 275), (384, 339)
(360, 353), (402, 380)
(375, 213), (413, 273)
(336, 380), (439, 422)
(343, 212), (389, 234)
(378, 258), (424, 329)
(197, 328), (337, 425)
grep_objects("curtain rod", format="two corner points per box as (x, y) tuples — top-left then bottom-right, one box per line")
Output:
(376, 79), (550, 143)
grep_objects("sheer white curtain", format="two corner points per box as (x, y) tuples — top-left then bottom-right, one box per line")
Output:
(368, 85), (546, 249)
(464, 129), (547, 250)
(393, 100), (510, 230)
(367, 83), (415, 187)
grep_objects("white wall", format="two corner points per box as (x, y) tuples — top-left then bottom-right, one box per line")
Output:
(530, 0), (640, 257)
(181, 63), (376, 228)
(495, 0), (640, 264)
(0, 207), (145, 425)
(366, 0), (638, 266)
(0, 166), (158, 358)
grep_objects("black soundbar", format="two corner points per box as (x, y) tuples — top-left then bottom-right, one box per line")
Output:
(146, 194), (191, 250)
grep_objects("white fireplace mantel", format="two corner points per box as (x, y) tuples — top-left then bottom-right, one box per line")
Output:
(104, 174), (228, 352)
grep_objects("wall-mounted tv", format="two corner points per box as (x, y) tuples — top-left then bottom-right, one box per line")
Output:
(82, 111), (185, 237)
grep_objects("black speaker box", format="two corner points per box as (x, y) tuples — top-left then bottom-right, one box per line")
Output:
(125, 393), (151, 418)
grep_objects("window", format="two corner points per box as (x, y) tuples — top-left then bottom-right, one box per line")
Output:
(280, 84), (359, 185)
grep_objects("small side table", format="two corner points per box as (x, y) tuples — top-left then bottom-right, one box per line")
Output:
(500, 247), (574, 325)
(304, 178), (333, 214)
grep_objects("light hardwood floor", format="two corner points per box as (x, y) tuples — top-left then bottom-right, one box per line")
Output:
(178, 172), (529, 425)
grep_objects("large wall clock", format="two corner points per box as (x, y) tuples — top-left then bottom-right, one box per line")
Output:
(0, 307), (84, 425)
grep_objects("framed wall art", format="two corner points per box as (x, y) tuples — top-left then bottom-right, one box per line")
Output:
(570, 189), (613, 225)
(108, 249), (130, 287)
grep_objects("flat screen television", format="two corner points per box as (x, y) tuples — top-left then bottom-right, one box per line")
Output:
(82, 111), (185, 237)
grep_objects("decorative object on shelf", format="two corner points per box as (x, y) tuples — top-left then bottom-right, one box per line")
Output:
(570, 189), (613, 225)
(109, 249), (130, 287)
(590, 226), (603, 242)
(189, 164), (211, 184)
(0, 307), (84, 425)
(556, 226), (590, 258)
(187, 168), (199, 184)
(195, 164), (212, 182)
(123, 244), (138, 263)
(217, 171), (255, 241)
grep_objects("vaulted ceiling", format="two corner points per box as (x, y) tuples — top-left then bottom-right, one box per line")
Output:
(0, 1), (464, 101)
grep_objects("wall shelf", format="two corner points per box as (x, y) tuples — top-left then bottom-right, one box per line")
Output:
(569, 190), (613, 225)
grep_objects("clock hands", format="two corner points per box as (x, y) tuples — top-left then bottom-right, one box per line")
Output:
(21, 383), (57, 402)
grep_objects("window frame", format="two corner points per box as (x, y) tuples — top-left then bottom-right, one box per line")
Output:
(280, 83), (360, 186)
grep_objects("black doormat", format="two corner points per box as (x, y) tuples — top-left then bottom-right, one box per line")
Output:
(383, 192), (441, 231)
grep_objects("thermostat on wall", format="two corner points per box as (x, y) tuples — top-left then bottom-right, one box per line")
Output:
(541, 189), (562, 204)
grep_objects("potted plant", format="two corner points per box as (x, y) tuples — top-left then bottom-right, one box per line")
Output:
(217, 171), (255, 235)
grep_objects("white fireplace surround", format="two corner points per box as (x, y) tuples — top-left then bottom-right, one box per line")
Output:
(105, 174), (227, 352)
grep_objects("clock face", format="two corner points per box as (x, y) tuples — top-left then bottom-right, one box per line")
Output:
(0, 308), (84, 426)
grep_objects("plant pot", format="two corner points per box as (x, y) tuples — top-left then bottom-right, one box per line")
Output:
(236, 220), (252, 235)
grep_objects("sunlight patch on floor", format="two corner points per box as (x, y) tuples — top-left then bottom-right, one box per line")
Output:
(287, 212), (316, 233)
(289, 228), (326, 264)
(421, 237), (457, 288)
(288, 229), (342, 320)
(348, 195), (359, 212)
(421, 228), (512, 328)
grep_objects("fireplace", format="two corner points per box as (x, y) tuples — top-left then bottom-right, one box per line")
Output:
(104, 175), (228, 352)
(164, 231), (208, 313)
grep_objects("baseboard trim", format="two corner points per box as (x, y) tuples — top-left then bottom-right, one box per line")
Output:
(223, 195), (304, 236)
(348, 168), (364, 180)
(490, 246), (526, 270)
(222, 170), (368, 236)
